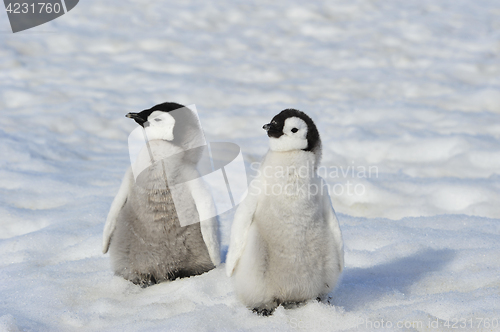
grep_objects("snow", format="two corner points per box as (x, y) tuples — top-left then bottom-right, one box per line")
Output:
(1, 0), (500, 330)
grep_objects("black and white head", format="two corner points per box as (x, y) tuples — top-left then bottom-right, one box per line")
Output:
(263, 109), (322, 160)
(126, 102), (201, 146)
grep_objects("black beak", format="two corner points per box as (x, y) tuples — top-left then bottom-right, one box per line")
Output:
(263, 123), (282, 138)
(126, 112), (144, 121)
(126, 112), (147, 127)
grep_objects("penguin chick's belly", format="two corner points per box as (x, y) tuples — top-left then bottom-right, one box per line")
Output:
(110, 184), (214, 284)
(255, 199), (328, 301)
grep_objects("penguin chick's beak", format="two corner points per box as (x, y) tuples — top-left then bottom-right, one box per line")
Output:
(263, 123), (282, 138)
(126, 113), (147, 127)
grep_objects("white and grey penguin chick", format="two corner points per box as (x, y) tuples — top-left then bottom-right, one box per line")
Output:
(226, 109), (344, 315)
(102, 102), (220, 287)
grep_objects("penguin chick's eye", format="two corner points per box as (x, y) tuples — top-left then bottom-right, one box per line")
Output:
(291, 128), (298, 133)
(154, 118), (162, 122)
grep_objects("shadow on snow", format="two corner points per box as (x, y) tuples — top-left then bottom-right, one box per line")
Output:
(331, 248), (455, 311)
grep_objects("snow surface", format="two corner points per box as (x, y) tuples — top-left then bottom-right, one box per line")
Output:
(1, 0), (500, 331)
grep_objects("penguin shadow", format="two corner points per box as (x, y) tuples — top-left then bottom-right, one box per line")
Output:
(330, 248), (455, 311)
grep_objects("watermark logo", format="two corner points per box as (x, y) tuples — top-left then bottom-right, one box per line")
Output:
(248, 161), (378, 199)
(4, 0), (79, 33)
(128, 105), (248, 227)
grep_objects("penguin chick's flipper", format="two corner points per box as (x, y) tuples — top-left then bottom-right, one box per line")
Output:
(321, 177), (345, 272)
(225, 172), (263, 277)
(102, 167), (133, 254)
(187, 177), (221, 266)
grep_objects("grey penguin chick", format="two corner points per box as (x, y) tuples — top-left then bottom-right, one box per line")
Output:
(226, 109), (344, 315)
(102, 102), (220, 287)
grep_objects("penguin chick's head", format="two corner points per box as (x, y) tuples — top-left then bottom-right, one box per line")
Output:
(263, 109), (321, 154)
(126, 102), (187, 142)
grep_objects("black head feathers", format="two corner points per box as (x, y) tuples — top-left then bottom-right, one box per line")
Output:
(126, 102), (201, 147)
(126, 102), (186, 127)
(264, 108), (321, 153)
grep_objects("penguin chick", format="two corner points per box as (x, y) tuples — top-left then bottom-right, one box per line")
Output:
(102, 102), (220, 287)
(226, 109), (344, 315)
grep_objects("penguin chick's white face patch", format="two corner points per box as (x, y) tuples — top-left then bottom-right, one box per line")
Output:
(269, 117), (308, 152)
(144, 111), (176, 141)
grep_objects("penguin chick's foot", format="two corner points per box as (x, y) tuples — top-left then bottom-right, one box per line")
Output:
(131, 273), (158, 288)
(252, 307), (276, 316)
(251, 299), (279, 316)
(281, 301), (307, 310)
(316, 294), (333, 305)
